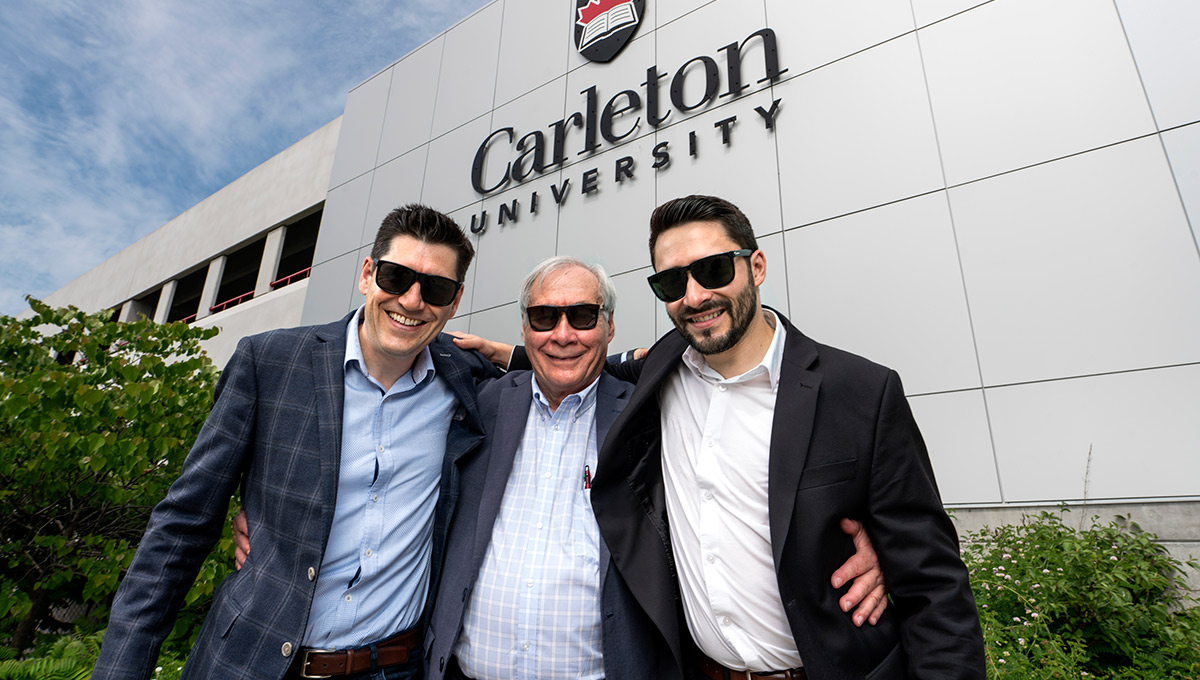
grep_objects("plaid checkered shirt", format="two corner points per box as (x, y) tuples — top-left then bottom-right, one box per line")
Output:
(454, 375), (604, 680)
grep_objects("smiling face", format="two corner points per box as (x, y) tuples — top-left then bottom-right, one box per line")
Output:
(521, 265), (615, 411)
(357, 234), (463, 387)
(652, 220), (768, 361)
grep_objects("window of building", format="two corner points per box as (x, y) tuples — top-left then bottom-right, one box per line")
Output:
(130, 289), (160, 321)
(211, 238), (266, 313)
(168, 268), (207, 323)
(273, 207), (322, 290)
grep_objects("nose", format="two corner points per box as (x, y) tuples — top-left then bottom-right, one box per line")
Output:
(680, 271), (713, 308)
(548, 312), (576, 342)
(396, 279), (426, 310)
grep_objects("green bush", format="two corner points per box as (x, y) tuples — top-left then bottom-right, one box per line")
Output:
(962, 509), (1200, 679)
(0, 299), (235, 658)
(0, 630), (184, 680)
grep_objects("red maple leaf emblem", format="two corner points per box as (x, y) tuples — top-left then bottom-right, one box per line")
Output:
(577, 0), (631, 26)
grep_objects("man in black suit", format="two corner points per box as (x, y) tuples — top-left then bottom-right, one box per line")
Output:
(593, 195), (985, 680)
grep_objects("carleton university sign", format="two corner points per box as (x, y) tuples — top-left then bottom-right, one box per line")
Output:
(466, 4), (787, 232)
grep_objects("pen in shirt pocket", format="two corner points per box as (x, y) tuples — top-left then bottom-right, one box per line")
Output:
(583, 464), (591, 490)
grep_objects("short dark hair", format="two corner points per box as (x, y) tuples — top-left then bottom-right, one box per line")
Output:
(371, 204), (475, 281)
(648, 195), (758, 267)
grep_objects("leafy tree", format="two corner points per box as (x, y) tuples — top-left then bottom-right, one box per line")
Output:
(0, 298), (230, 655)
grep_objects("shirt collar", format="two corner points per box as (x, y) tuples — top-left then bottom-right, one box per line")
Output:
(530, 372), (602, 419)
(681, 309), (787, 390)
(344, 306), (436, 388)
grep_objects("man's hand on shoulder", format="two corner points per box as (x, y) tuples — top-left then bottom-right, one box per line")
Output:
(449, 331), (515, 370)
(832, 518), (888, 626)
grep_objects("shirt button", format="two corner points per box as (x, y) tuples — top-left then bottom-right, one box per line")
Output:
(281, 642), (294, 657)
(365, 549), (373, 557)
(719, 385), (728, 392)
(372, 494), (379, 502)
(377, 445), (384, 453)
(523, 643), (530, 651)
(554, 425), (559, 431)
(307, 567), (316, 581)
(707, 554), (716, 564)
(707, 439), (715, 447)
(527, 580), (534, 588)
(345, 594), (352, 602)
(544, 472), (552, 479)
(722, 616), (731, 626)
(536, 521), (544, 529)
(703, 491), (714, 501)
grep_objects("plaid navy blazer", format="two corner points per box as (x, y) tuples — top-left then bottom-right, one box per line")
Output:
(93, 312), (499, 680)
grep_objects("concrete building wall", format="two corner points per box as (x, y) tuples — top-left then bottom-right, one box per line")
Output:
(304, 0), (1200, 520)
(43, 118), (341, 317)
(192, 279), (310, 366)
(38, 0), (1198, 571)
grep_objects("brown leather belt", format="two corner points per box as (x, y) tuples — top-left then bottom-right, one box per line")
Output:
(289, 627), (422, 678)
(697, 654), (807, 680)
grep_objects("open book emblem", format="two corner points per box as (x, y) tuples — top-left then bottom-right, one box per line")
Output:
(574, 0), (645, 63)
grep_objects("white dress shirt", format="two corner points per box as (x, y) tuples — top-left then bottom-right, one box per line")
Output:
(659, 311), (803, 671)
(455, 375), (604, 680)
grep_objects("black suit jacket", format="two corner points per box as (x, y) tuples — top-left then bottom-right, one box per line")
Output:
(593, 310), (985, 680)
(427, 370), (681, 680)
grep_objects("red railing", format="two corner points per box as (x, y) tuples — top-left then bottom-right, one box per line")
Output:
(271, 267), (312, 289)
(209, 290), (255, 314)
(179, 313), (197, 324)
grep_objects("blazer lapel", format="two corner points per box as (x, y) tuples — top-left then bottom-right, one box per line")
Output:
(595, 373), (632, 594)
(766, 312), (822, 568)
(472, 375), (533, 567)
(311, 314), (352, 521)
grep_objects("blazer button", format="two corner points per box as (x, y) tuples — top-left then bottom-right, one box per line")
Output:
(439, 657), (445, 671)
(281, 642), (294, 657)
(308, 566), (316, 581)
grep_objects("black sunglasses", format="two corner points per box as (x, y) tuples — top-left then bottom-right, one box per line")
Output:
(526, 304), (602, 332)
(373, 259), (462, 307)
(646, 249), (753, 302)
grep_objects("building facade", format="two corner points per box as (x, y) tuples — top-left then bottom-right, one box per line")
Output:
(45, 0), (1200, 571)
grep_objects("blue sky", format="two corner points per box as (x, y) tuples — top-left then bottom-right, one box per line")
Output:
(0, 0), (487, 316)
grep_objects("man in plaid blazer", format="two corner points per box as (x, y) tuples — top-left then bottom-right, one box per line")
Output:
(93, 205), (502, 680)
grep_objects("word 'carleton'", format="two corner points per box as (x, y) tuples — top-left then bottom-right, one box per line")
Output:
(471, 27), (787, 195)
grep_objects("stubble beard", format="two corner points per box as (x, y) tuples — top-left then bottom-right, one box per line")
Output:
(670, 281), (759, 356)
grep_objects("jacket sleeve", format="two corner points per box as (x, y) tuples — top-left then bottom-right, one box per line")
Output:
(92, 336), (260, 680)
(865, 370), (986, 679)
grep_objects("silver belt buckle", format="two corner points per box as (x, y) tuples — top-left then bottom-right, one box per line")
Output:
(298, 648), (336, 679)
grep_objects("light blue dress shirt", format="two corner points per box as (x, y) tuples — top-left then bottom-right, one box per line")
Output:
(302, 308), (457, 648)
(455, 375), (604, 680)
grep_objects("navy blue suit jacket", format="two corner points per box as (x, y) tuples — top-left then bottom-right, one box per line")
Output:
(94, 313), (499, 680)
(426, 370), (681, 680)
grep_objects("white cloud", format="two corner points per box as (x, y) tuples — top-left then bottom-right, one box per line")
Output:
(0, 0), (488, 315)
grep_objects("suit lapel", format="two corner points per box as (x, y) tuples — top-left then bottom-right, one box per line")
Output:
(471, 374), (534, 567)
(593, 332), (689, 670)
(766, 312), (822, 567)
(311, 314), (353, 523)
(595, 373), (631, 595)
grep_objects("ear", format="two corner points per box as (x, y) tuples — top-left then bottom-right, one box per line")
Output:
(605, 312), (616, 343)
(751, 249), (767, 288)
(358, 257), (374, 296)
(445, 285), (465, 318)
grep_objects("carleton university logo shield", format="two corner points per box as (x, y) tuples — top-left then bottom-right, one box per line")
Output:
(574, 0), (645, 63)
